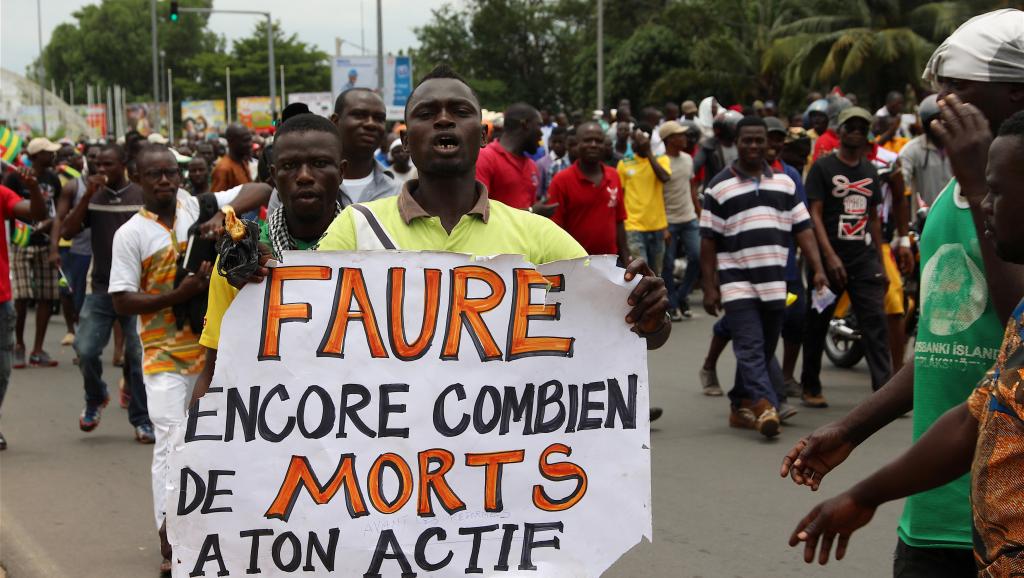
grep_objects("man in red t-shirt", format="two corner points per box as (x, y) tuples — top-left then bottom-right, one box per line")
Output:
(476, 102), (554, 215)
(547, 121), (629, 265)
(0, 179), (47, 450)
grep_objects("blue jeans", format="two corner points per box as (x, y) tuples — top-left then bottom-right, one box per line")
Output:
(626, 230), (666, 276)
(0, 302), (13, 418)
(74, 293), (150, 427)
(59, 249), (91, 315)
(724, 303), (784, 409)
(662, 220), (700, 310)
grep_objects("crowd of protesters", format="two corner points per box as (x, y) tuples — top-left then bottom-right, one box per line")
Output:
(0, 7), (1021, 577)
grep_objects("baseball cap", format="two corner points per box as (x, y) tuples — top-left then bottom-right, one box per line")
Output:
(837, 106), (873, 127)
(26, 137), (60, 156)
(658, 120), (687, 141)
(681, 100), (698, 115)
(764, 117), (786, 135)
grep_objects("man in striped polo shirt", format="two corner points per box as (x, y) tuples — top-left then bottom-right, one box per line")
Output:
(700, 116), (827, 438)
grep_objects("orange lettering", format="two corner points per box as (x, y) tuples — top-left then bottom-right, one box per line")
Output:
(367, 453), (414, 514)
(532, 443), (588, 512)
(441, 266), (506, 361)
(264, 454), (367, 522)
(259, 266), (332, 360)
(507, 269), (574, 361)
(318, 268), (388, 358)
(417, 449), (466, 517)
(465, 450), (525, 512)
(388, 268), (442, 361)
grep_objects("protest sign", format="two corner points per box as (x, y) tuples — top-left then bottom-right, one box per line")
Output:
(167, 251), (652, 577)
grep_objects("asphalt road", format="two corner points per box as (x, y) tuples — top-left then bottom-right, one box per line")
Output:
(1, 311), (913, 577)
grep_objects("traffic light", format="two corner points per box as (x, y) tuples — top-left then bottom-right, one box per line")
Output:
(169, 1), (179, 22)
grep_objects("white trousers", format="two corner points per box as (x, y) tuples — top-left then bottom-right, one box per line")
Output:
(145, 371), (197, 529)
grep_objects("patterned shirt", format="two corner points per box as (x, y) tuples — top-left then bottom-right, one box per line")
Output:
(108, 190), (236, 374)
(700, 162), (811, 308)
(967, 299), (1024, 574)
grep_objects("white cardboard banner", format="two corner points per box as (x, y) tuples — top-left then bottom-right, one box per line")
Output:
(168, 251), (652, 577)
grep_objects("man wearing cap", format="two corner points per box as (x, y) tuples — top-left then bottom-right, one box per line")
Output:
(681, 100), (698, 121)
(659, 120), (698, 320)
(800, 106), (892, 407)
(2, 138), (64, 368)
(782, 9), (1024, 576)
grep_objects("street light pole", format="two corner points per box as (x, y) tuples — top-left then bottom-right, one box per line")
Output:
(37, 0), (47, 135)
(151, 0), (160, 133)
(596, 0), (604, 112)
(376, 0), (384, 94)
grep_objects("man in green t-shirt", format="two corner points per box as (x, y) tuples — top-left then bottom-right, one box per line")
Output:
(780, 9), (1024, 576)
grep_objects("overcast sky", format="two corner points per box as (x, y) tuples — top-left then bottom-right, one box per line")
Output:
(2, 0), (451, 76)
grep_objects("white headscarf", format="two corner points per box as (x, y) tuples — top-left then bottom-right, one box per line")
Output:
(697, 97), (721, 138)
(923, 8), (1024, 85)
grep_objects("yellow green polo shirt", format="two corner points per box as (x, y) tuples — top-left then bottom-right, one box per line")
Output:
(200, 181), (586, 350)
(317, 181), (587, 263)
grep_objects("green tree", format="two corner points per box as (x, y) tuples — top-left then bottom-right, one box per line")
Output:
(35, 0), (218, 102)
(763, 0), (1002, 108)
(215, 19), (330, 100)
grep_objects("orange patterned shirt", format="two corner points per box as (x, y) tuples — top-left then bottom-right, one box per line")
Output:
(968, 299), (1024, 576)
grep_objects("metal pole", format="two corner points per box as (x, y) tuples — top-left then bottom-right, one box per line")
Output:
(226, 66), (232, 123)
(280, 65), (285, 107)
(167, 68), (174, 140)
(267, 13), (277, 121)
(69, 81), (74, 107)
(151, 0), (160, 133)
(596, 0), (604, 112)
(37, 0), (47, 135)
(376, 0), (384, 94)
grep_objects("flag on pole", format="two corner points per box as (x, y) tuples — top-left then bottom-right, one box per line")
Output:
(0, 127), (23, 163)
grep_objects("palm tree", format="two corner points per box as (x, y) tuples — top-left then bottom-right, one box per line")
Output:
(763, 0), (1000, 108)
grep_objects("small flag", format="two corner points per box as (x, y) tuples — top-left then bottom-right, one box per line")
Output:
(0, 127), (23, 164)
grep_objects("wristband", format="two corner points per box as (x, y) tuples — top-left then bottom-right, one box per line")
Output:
(893, 236), (911, 249)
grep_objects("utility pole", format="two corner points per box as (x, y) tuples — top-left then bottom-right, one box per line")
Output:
(151, 0), (160, 133)
(596, 0), (604, 112)
(267, 13), (277, 121)
(280, 65), (286, 108)
(376, 0), (384, 94)
(167, 68), (174, 140)
(226, 66), (232, 123)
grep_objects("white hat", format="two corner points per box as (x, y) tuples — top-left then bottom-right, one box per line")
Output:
(26, 137), (61, 156)
(923, 8), (1024, 85)
(147, 133), (169, 145)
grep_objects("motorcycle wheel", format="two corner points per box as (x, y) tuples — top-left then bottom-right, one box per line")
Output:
(825, 330), (864, 368)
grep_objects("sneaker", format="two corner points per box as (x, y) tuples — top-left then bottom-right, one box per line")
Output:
(699, 367), (723, 396)
(79, 395), (109, 432)
(112, 352), (124, 367)
(650, 407), (664, 422)
(752, 399), (781, 438)
(778, 402), (799, 423)
(680, 303), (693, 319)
(729, 405), (756, 429)
(135, 423), (155, 444)
(801, 392), (829, 408)
(0, 431), (7, 451)
(784, 378), (802, 398)
(61, 332), (75, 346)
(29, 350), (58, 367)
(13, 346), (25, 369)
(669, 308), (684, 322)
(119, 377), (130, 409)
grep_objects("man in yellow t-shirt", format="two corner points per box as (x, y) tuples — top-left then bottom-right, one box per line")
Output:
(196, 65), (672, 420)
(617, 127), (671, 276)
